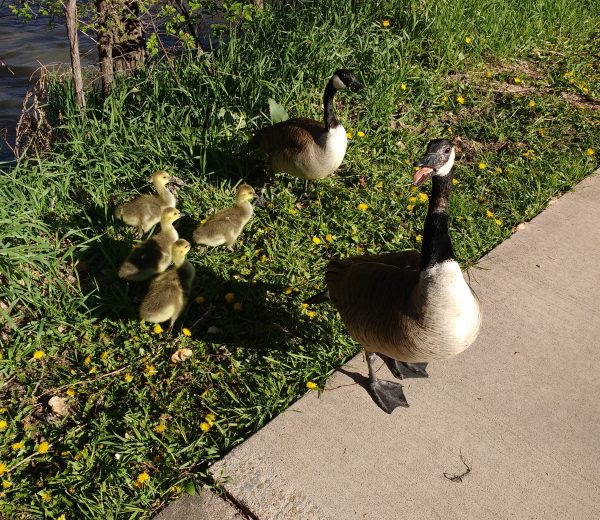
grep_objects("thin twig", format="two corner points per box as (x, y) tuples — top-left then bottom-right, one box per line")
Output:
(443, 451), (472, 483)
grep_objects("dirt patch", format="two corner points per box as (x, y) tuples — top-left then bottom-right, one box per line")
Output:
(560, 92), (600, 110)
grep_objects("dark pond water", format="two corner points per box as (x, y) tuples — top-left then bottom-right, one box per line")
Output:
(0, 7), (96, 162)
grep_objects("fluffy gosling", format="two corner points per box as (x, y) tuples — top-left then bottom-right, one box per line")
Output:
(193, 184), (256, 251)
(118, 207), (181, 281)
(139, 239), (195, 329)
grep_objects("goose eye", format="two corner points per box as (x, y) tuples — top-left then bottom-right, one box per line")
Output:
(444, 147), (451, 153)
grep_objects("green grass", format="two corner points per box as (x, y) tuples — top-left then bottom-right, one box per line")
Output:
(1, 0), (599, 517)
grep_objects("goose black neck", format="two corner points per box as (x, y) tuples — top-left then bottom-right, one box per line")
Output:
(323, 80), (339, 131)
(420, 173), (456, 269)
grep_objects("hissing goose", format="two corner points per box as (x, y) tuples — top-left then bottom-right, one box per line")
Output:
(115, 170), (176, 236)
(118, 207), (181, 281)
(307, 139), (481, 413)
(192, 184), (256, 251)
(252, 69), (364, 198)
(139, 239), (195, 329)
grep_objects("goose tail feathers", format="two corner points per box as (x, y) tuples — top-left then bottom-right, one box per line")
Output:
(303, 290), (330, 305)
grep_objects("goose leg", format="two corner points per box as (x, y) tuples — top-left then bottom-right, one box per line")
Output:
(366, 352), (409, 414)
(387, 359), (429, 380)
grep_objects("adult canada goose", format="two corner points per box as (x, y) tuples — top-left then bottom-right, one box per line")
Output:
(139, 239), (195, 329)
(307, 139), (481, 413)
(252, 69), (364, 198)
(193, 184), (256, 251)
(115, 170), (176, 236)
(118, 207), (181, 281)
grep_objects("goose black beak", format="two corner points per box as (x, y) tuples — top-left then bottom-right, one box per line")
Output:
(412, 155), (436, 186)
(350, 79), (365, 91)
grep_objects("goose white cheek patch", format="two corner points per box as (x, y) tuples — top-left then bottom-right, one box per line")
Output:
(332, 75), (346, 89)
(413, 167), (434, 186)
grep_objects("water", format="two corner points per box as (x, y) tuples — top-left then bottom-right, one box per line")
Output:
(0, 7), (96, 162)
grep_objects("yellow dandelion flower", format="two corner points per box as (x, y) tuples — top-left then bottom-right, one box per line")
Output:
(73, 452), (83, 461)
(456, 96), (465, 104)
(415, 235), (423, 243)
(528, 100), (535, 108)
(284, 287), (293, 295)
(357, 203), (369, 211)
(0, 419), (7, 431)
(486, 210), (494, 218)
(357, 131), (365, 137)
(153, 424), (166, 434)
(564, 70), (573, 78)
(99, 351), (109, 361)
(306, 310), (317, 319)
(581, 86), (589, 94)
(301, 303), (308, 309)
(441, 95), (448, 103)
(123, 373), (133, 383)
(200, 219), (207, 225)
(233, 302), (243, 312)
(465, 36), (472, 44)
(495, 219), (502, 226)
(224, 292), (235, 304)
(495, 167), (503, 173)
(306, 381), (318, 389)
(41, 491), (51, 502)
(586, 148), (596, 156)
(144, 364), (157, 376)
(182, 328), (192, 337)
(410, 186), (417, 192)
(407, 204), (415, 212)
(260, 254), (267, 262)
(408, 196), (417, 203)
(485, 71), (492, 78)
(0, 463), (7, 475)
(418, 193), (428, 203)
(153, 324), (163, 334)
(312, 236), (322, 245)
(401, 83), (407, 91)
(200, 422), (212, 432)
(88, 366), (98, 375)
(478, 162), (486, 170)
(452, 178), (459, 185)
(135, 472), (150, 486)
(376, 181), (384, 188)
(2, 480), (11, 489)
(289, 208), (299, 215)
(382, 19), (390, 28)
(323, 233), (333, 243)
(11, 441), (24, 451)
(346, 132), (353, 139)
(0, 407), (6, 413)
(38, 441), (50, 454)
(447, 127), (453, 135)
(195, 295), (205, 304)
(83, 355), (92, 365)
(66, 387), (76, 397)
(58, 515), (66, 520)
(205, 413), (217, 424)
(513, 77), (521, 84)
(33, 350), (44, 360)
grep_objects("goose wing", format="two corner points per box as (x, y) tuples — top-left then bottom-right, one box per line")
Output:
(326, 251), (421, 348)
(253, 118), (325, 153)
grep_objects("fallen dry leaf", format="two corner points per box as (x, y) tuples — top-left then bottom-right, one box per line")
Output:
(48, 396), (69, 416)
(171, 348), (193, 364)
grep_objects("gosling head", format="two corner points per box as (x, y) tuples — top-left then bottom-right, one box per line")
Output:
(161, 207), (182, 225)
(331, 69), (364, 92)
(171, 239), (191, 265)
(150, 170), (171, 186)
(412, 139), (456, 186)
(236, 183), (257, 203)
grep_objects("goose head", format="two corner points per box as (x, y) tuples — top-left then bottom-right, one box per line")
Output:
(331, 69), (364, 91)
(412, 139), (455, 186)
(172, 239), (191, 265)
(236, 183), (257, 203)
(149, 170), (171, 186)
(161, 207), (182, 225)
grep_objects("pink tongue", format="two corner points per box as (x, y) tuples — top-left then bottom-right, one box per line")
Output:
(412, 167), (434, 186)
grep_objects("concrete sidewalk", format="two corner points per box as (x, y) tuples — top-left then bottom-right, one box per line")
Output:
(158, 171), (600, 520)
